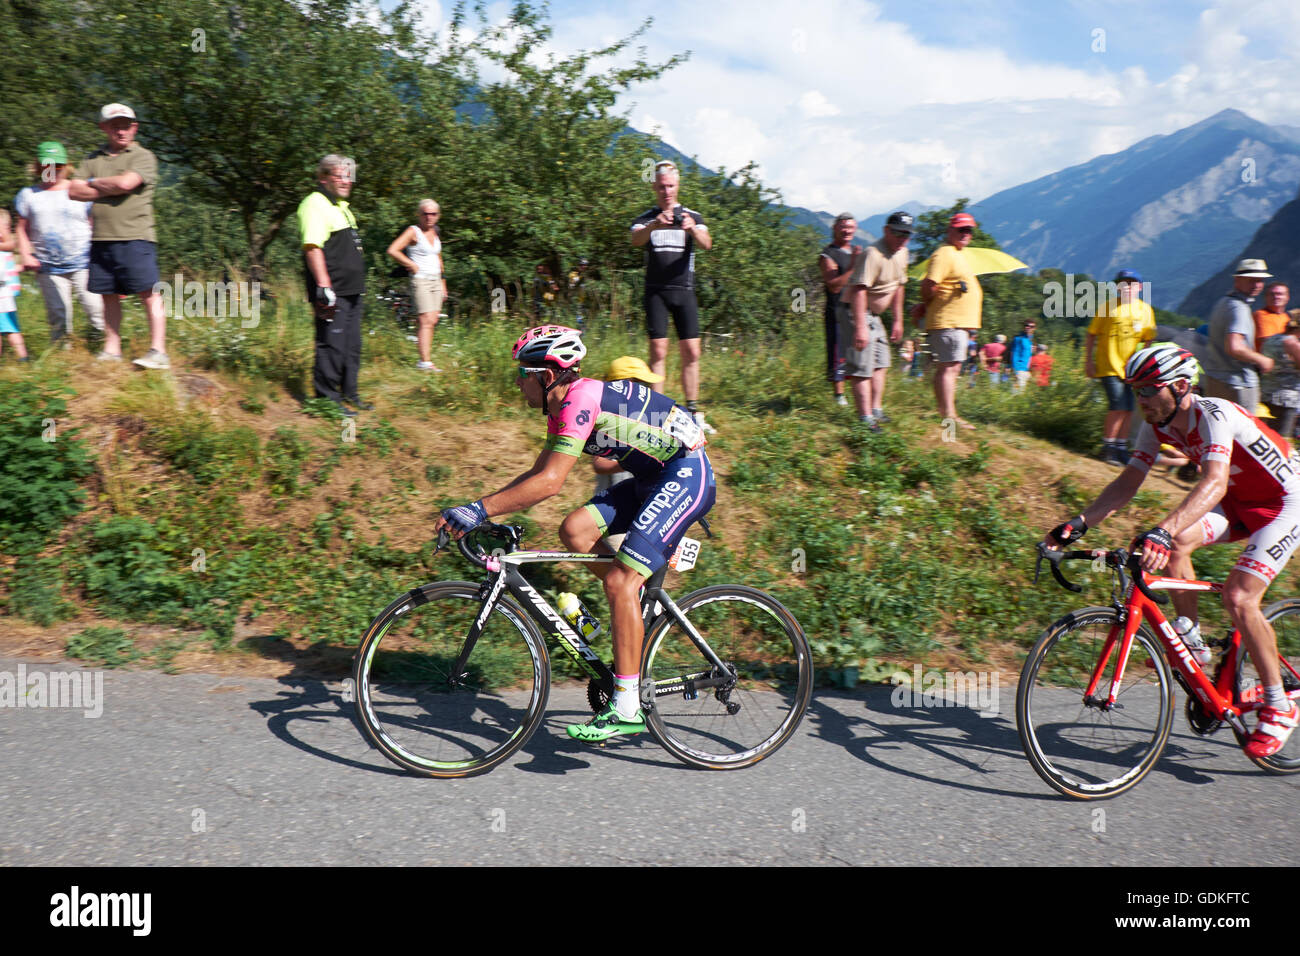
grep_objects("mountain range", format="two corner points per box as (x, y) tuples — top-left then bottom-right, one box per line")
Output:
(967, 109), (1300, 312)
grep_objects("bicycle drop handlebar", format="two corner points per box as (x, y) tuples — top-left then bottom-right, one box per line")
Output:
(1034, 542), (1169, 605)
(435, 522), (523, 569)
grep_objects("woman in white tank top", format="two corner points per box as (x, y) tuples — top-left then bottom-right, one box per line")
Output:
(386, 198), (447, 371)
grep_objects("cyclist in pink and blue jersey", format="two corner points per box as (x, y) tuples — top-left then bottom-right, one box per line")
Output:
(433, 326), (716, 742)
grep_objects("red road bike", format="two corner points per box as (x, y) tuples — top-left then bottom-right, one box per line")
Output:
(1018, 544), (1300, 799)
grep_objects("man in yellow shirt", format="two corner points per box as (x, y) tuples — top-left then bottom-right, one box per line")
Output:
(1085, 268), (1155, 465)
(910, 212), (982, 430)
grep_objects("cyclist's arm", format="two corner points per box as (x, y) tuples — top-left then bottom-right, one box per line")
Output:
(1151, 458), (1229, 538)
(480, 449), (580, 517)
(1043, 466), (1146, 549)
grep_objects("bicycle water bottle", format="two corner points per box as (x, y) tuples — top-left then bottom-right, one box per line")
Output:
(1173, 616), (1212, 665)
(556, 592), (602, 640)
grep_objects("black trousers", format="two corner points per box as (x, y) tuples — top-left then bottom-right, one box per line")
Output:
(313, 294), (362, 401)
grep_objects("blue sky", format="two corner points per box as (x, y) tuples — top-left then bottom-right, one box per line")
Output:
(415, 0), (1300, 217)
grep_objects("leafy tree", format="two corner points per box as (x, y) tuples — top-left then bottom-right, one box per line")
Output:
(0, 0), (101, 203)
(77, 0), (471, 274)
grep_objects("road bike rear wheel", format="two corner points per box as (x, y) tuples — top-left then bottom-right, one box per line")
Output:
(353, 581), (550, 778)
(1017, 606), (1173, 799)
(1232, 599), (1300, 773)
(641, 585), (812, 770)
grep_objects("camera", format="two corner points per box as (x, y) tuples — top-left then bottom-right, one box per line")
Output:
(672, 208), (682, 227)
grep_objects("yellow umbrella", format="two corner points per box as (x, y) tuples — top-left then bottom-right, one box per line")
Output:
(908, 247), (1029, 279)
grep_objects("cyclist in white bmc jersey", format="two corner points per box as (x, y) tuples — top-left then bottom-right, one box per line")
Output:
(1043, 344), (1299, 758)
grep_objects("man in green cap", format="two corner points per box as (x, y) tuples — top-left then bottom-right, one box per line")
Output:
(14, 141), (105, 347)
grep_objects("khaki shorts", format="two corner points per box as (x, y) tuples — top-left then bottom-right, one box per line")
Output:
(838, 313), (889, 377)
(928, 328), (970, 364)
(411, 277), (445, 315)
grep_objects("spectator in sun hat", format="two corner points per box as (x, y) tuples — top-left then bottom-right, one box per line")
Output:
(67, 103), (169, 369)
(13, 140), (105, 349)
(1202, 258), (1275, 414)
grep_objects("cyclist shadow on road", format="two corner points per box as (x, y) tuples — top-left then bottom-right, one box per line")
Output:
(810, 686), (1053, 799)
(811, 686), (1256, 797)
(508, 710), (690, 776)
(250, 677), (423, 776)
(249, 679), (685, 777)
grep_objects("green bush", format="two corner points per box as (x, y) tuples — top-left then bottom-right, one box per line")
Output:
(67, 626), (138, 667)
(265, 427), (312, 497)
(0, 379), (94, 554)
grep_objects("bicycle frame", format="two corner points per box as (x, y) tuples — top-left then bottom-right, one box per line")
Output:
(431, 547), (734, 702)
(1087, 572), (1272, 737)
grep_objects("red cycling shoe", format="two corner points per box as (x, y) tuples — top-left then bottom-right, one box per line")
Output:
(1244, 700), (1299, 758)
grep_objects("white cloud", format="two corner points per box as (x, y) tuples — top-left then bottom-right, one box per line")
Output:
(798, 91), (840, 118)
(423, 0), (1300, 215)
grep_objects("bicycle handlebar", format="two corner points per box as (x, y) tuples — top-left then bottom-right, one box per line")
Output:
(435, 522), (523, 569)
(1033, 543), (1169, 605)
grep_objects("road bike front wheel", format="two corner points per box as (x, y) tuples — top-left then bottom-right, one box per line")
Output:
(1231, 599), (1300, 773)
(641, 585), (813, 770)
(353, 581), (550, 778)
(1017, 606), (1174, 800)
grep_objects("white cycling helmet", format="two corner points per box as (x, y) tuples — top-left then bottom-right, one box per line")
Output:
(1124, 344), (1198, 388)
(512, 325), (586, 369)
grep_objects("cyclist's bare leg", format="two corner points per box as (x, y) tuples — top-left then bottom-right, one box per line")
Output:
(1168, 525), (1202, 623)
(558, 506), (615, 580)
(648, 337), (670, 394)
(1223, 570), (1284, 688)
(679, 336), (701, 404)
(604, 561), (648, 676)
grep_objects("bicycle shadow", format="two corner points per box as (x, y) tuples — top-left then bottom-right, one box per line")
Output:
(809, 686), (1056, 800)
(248, 679), (684, 777)
(249, 677), (411, 776)
(812, 685), (1262, 798)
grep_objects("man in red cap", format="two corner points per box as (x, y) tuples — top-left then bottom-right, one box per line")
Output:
(911, 212), (982, 430)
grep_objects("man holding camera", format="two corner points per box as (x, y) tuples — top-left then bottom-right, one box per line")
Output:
(911, 212), (983, 430)
(631, 160), (715, 433)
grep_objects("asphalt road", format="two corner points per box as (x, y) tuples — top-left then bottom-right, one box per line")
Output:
(1, 655), (1296, 866)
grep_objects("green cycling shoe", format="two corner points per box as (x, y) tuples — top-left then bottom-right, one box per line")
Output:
(566, 704), (646, 743)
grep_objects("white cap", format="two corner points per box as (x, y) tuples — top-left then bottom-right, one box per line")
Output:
(98, 103), (136, 122)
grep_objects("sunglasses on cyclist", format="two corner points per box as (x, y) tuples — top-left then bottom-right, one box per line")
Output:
(1134, 384), (1167, 398)
(517, 366), (549, 379)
